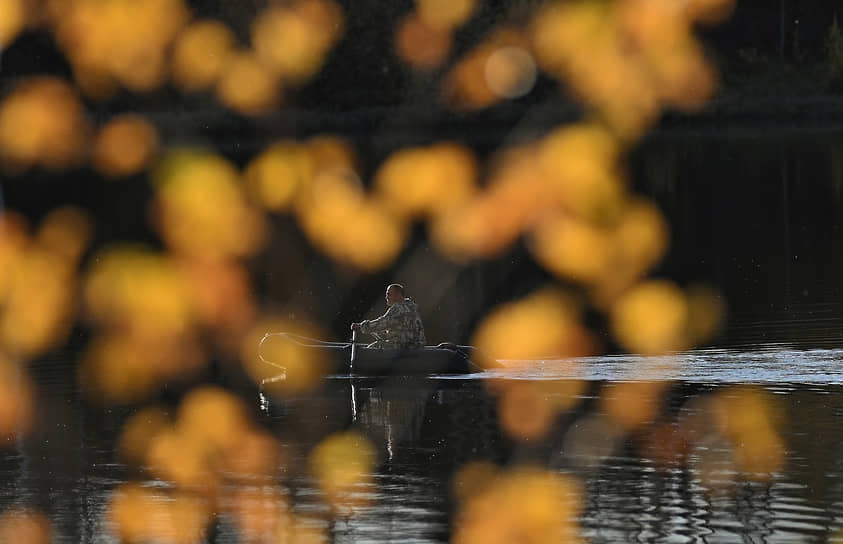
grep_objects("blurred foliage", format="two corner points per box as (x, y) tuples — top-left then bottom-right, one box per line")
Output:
(0, 508), (51, 544)
(0, 0), (791, 541)
(452, 466), (582, 544)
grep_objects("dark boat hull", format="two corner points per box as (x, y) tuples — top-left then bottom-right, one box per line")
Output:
(348, 345), (481, 375)
(261, 333), (484, 376)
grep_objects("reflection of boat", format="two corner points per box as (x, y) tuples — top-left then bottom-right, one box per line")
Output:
(260, 332), (486, 377)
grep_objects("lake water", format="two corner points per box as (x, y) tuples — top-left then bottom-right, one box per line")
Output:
(7, 121), (843, 539)
(6, 346), (843, 542)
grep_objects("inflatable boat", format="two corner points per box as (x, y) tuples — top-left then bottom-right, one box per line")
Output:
(259, 332), (486, 379)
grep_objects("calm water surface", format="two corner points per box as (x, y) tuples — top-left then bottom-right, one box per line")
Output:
(6, 347), (843, 542)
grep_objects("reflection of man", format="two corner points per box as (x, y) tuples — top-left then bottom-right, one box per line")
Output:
(351, 283), (426, 349)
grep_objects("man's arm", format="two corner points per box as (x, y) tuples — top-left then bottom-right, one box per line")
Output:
(359, 305), (402, 335)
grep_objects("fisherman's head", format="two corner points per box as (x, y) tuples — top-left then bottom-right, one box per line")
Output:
(385, 283), (405, 306)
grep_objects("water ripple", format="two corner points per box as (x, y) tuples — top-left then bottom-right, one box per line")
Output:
(490, 347), (843, 383)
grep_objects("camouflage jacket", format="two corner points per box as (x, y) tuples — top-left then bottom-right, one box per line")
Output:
(359, 298), (426, 349)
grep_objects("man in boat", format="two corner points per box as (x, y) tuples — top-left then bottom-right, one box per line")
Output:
(351, 283), (426, 349)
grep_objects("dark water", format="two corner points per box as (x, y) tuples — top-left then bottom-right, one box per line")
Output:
(4, 127), (843, 540)
(637, 128), (843, 350)
(6, 350), (843, 542)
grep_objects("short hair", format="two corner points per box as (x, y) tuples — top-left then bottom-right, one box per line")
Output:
(387, 283), (405, 296)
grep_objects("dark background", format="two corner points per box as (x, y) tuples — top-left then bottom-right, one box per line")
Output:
(1, 0), (843, 350)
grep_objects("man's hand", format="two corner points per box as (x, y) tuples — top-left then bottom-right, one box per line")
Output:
(350, 322), (361, 331)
